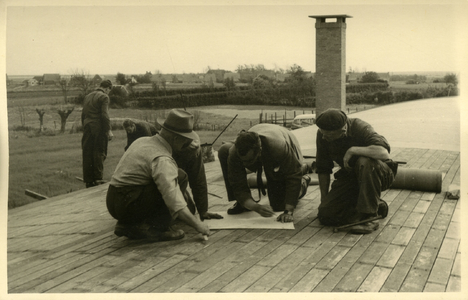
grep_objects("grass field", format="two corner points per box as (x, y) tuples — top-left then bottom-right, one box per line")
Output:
(6, 82), (385, 209)
(388, 81), (448, 92)
(7, 103), (376, 209)
(7, 125), (245, 209)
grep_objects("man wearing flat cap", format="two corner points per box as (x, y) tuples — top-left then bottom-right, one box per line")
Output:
(106, 109), (217, 242)
(315, 108), (396, 234)
(81, 79), (114, 188)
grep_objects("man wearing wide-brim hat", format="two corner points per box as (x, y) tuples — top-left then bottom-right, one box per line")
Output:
(106, 109), (215, 242)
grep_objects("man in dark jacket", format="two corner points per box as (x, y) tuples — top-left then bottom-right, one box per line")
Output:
(81, 79), (113, 188)
(123, 119), (158, 151)
(315, 109), (395, 234)
(218, 123), (311, 223)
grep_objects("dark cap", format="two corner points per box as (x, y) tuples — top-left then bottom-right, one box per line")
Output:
(100, 79), (113, 89)
(315, 109), (348, 131)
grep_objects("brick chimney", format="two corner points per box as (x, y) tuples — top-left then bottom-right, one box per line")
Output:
(309, 15), (352, 117)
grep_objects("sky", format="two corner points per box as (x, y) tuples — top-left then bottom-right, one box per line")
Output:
(2, 0), (468, 77)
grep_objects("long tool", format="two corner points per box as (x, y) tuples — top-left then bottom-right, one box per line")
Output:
(202, 114), (238, 147)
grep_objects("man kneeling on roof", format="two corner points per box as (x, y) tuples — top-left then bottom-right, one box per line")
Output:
(122, 118), (218, 226)
(315, 109), (397, 234)
(106, 109), (221, 242)
(218, 123), (313, 223)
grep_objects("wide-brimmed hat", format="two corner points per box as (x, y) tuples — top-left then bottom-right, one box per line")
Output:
(157, 109), (199, 140)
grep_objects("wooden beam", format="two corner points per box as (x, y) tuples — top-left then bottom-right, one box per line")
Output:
(24, 189), (48, 200)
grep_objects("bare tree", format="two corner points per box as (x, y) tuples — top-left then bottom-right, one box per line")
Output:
(70, 69), (93, 95)
(56, 78), (71, 103)
(18, 106), (26, 128)
(36, 108), (45, 132)
(57, 107), (74, 133)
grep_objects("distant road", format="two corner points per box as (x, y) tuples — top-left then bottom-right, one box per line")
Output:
(294, 97), (461, 153)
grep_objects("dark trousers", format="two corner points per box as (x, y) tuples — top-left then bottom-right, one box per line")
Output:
(173, 146), (208, 215)
(82, 123), (108, 183)
(218, 143), (237, 202)
(317, 156), (395, 226)
(106, 169), (192, 231)
(218, 142), (309, 211)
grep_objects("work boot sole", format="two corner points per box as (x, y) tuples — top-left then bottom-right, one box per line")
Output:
(227, 202), (249, 215)
(114, 226), (146, 240)
(378, 199), (389, 218)
(349, 221), (379, 234)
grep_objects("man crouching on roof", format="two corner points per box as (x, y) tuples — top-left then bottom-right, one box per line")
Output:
(218, 124), (312, 223)
(106, 109), (216, 242)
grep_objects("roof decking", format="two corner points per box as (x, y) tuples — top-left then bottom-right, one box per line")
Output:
(7, 146), (460, 293)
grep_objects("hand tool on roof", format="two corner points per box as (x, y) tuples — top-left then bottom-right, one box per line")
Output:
(201, 114), (238, 148)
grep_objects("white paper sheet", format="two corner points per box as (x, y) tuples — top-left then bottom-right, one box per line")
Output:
(205, 210), (295, 230)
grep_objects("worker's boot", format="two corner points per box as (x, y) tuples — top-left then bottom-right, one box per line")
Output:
(157, 226), (185, 242)
(298, 174), (311, 199)
(114, 221), (185, 242)
(378, 199), (389, 218)
(227, 201), (249, 215)
(114, 221), (149, 240)
(349, 221), (379, 234)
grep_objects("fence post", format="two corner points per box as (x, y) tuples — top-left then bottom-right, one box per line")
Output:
(259, 113), (263, 123)
(275, 112), (277, 124)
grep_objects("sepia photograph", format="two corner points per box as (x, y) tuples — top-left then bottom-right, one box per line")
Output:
(1, 0), (466, 299)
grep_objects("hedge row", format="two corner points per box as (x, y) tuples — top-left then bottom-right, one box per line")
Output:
(76, 83), (457, 110)
(345, 83), (389, 93)
(347, 85), (458, 105)
(130, 86), (315, 109)
(132, 86), (251, 98)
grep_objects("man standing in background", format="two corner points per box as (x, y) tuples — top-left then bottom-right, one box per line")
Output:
(81, 79), (114, 188)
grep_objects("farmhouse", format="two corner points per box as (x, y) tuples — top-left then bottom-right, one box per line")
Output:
(203, 73), (216, 84)
(32, 76), (43, 85)
(275, 73), (288, 82)
(27, 78), (39, 86)
(223, 72), (240, 82)
(92, 74), (103, 85)
(42, 73), (61, 85)
(206, 69), (226, 83)
(178, 73), (202, 84)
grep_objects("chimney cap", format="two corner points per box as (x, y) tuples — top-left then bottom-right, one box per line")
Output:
(309, 14), (353, 19)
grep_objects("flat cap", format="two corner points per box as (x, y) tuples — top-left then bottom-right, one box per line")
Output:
(100, 79), (113, 88)
(315, 109), (348, 131)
